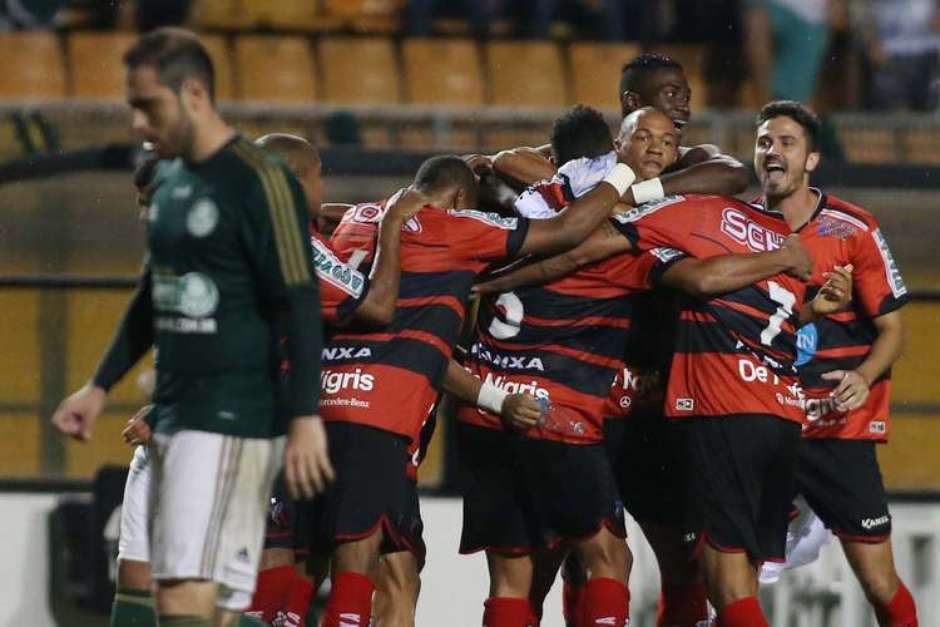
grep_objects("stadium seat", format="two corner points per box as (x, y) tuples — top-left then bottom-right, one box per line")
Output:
(568, 42), (641, 112)
(190, 0), (258, 30)
(67, 32), (137, 100)
(319, 37), (400, 105)
(201, 35), (235, 102)
(648, 44), (708, 111)
(0, 414), (40, 476)
(234, 35), (316, 103)
(839, 127), (897, 164)
(402, 38), (484, 107)
(256, 0), (336, 31)
(486, 41), (568, 108)
(901, 128), (940, 165)
(0, 32), (66, 100)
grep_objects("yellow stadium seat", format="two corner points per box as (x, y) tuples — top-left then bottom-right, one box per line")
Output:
(67, 32), (137, 100)
(402, 38), (484, 107)
(648, 44), (708, 111)
(234, 35), (316, 103)
(190, 0), (258, 30)
(256, 0), (337, 30)
(901, 128), (940, 165)
(0, 32), (66, 100)
(485, 41), (567, 108)
(201, 35), (235, 102)
(0, 415), (40, 477)
(568, 42), (641, 112)
(840, 127), (897, 164)
(319, 37), (400, 105)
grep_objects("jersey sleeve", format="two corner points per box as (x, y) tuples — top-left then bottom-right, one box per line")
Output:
(608, 196), (698, 252)
(852, 227), (909, 317)
(240, 163), (322, 417)
(311, 234), (369, 324)
(447, 209), (531, 261)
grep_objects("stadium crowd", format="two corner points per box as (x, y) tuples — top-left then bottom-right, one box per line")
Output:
(48, 23), (917, 627)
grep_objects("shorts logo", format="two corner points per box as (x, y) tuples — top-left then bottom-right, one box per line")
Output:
(869, 421), (887, 434)
(720, 207), (786, 252)
(861, 515), (890, 530)
(675, 398), (695, 411)
(186, 198), (219, 237)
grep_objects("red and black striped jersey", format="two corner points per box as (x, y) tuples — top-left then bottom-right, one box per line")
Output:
(612, 194), (810, 424)
(752, 192), (908, 440)
(310, 228), (368, 324)
(318, 204), (530, 443)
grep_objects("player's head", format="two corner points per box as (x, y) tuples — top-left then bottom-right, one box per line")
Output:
(133, 148), (161, 220)
(615, 107), (679, 181)
(549, 104), (614, 166)
(413, 155), (478, 210)
(123, 27), (216, 159)
(754, 100), (821, 201)
(256, 133), (324, 219)
(619, 53), (690, 130)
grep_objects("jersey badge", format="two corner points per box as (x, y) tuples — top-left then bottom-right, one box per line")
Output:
(187, 198), (219, 238)
(795, 323), (818, 367)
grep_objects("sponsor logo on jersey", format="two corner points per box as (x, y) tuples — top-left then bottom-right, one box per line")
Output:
(450, 209), (519, 229)
(872, 228), (907, 298)
(795, 323), (818, 367)
(618, 395), (632, 409)
(311, 239), (366, 297)
(171, 184), (192, 199)
(320, 368), (375, 395)
(186, 198), (219, 238)
(816, 216), (856, 239)
(738, 358), (781, 385)
(322, 346), (373, 360)
(483, 372), (550, 400)
(869, 421), (887, 434)
(153, 271), (220, 319)
(860, 515), (890, 530)
(488, 292), (524, 340)
(805, 396), (838, 422)
(675, 398), (695, 411)
(470, 343), (545, 371)
(720, 207), (786, 252)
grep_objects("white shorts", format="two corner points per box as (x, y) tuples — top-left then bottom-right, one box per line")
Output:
(117, 445), (152, 563)
(149, 429), (284, 610)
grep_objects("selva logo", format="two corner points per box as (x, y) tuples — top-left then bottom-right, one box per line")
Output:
(720, 208), (786, 253)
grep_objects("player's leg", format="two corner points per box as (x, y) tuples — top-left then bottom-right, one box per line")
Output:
(113, 445), (155, 626)
(247, 475), (300, 623)
(527, 546), (571, 626)
(374, 551), (421, 627)
(797, 438), (919, 626)
(485, 551), (536, 626)
(638, 520), (708, 627)
(323, 532), (384, 627)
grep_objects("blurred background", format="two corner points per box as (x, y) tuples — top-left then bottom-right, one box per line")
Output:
(2, 1), (940, 625)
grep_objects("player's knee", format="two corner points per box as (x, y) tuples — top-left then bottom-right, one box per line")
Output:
(859, 567), (901, 605)
(488, 553), (533, 597)
(334, 533), (384, 575)
(117, 558), (153, 590)
(576, 531), (630, 582)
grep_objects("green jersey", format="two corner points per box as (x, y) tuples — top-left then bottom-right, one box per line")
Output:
(94, 135), (322, 438)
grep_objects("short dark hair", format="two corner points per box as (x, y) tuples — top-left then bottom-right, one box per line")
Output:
(123, 27), (216, 102)
(414, 155), (477, 196)
(619, 53), (683, 99)
(549, 105), (613, 166)
(757, 100), (821, 151)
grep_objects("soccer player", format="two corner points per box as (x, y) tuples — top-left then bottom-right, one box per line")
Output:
(464, 105), (831, 627)
(752, 101), (917, 627)
(307, 141), (646, 626)
(51, 28), (332, 627)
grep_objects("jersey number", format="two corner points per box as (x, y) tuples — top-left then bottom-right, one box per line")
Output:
(760, 281), (796, 346)
(488, 292), (523, 339)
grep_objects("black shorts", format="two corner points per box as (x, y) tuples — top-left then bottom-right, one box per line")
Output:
(796, 438), (891, 541)
(263, 473), (296, 550)
(604, 409), (685, 525)
(294, 422), (424, 557)
(676, 415), (801, 563)
(458, 422), (626, 554)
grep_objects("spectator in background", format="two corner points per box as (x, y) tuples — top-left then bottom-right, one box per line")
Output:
(855, 0), (940, 111)
(5, 0), (64, 28)
(744, 0), (830, 102)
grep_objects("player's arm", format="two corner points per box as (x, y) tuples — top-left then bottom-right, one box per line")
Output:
(349, 189), (425, 326)
(317, 202), (353, 234)
(51, 265), (154, 441)
(492, 147), (557, 189)
(660, 234), (814, 298)
(515, 165), (635, 257)
(243, 168), (333, 498)
(843, 309), (905, 405)
(442, 360), (542, 431)
(628, 152), (750, 205)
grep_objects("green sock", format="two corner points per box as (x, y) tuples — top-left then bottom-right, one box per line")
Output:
(236, 615), (268, 627)
(110, 588), (156, 627)
(157, 616), (212, 627)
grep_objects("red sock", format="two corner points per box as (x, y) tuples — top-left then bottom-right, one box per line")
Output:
(527, 600), (542, 626)
(321, 571), (374, 627)
(562, 580), (583, 626)
(483, 597), (532, 627)
(717, 596), (768, 627)
(246, 565), (296, 622)
(280, 576), (315, 626)
(579, 577), (628, 627)
(658, 581), (709, 626)
(875, 583), (918, 627)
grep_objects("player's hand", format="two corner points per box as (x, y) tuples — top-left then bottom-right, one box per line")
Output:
(284, 415), (335, 499)
(780, 234), (813, 281)
(384, 186), (428, 223)
(51, 384), (106, 441)
(121, 405), (154, 446)
(501, 393), (542, 431)
(812, 264), (853, 317)
(821, 369), (870, 411)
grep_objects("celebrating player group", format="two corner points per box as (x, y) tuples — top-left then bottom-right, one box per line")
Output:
(50, 26), (917, 627)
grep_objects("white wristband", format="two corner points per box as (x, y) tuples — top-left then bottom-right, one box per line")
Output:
(477, 380), (509, 415)
(601, 163), (637, 197)
(630, 177), (665, 204)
